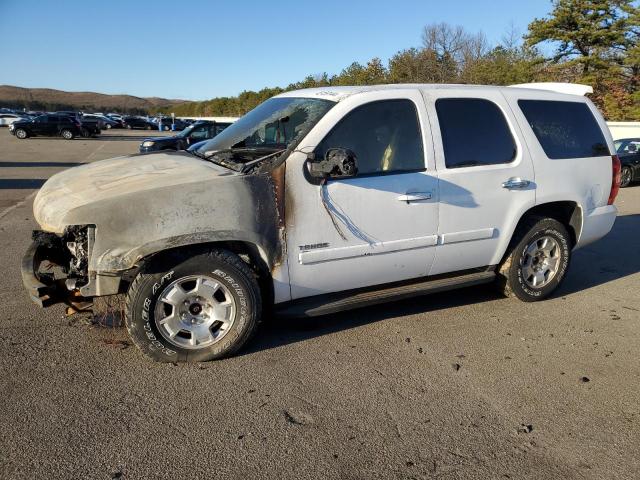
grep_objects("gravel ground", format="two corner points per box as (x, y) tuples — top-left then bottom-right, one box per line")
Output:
(0, 129), (639, 479)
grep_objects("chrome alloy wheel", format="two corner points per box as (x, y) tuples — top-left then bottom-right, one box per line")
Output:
(521, 235), (561, 289)
(154, 275), (236, 349)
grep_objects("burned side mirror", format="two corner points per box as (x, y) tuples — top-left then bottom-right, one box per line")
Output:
(307, 148), (358, 179)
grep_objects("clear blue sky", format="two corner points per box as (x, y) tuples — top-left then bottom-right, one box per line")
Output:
(0, 0), (553, 101)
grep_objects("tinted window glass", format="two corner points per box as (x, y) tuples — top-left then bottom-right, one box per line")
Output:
(316, 100), (424, 175)
(436, 98), (516, 168)
(518, 100), (609, 159)
(189, 125), (209, 140)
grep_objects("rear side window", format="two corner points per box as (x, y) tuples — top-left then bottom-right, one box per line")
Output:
(518, 100), (609, 159)
(436, 98), (517, 168)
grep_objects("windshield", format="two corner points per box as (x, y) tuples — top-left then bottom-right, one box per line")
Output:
(616, 139), (640, 154)
(194, 97), (335, 156)
(178, 123), (198, 138)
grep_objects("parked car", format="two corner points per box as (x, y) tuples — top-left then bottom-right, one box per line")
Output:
(0, 113), (29, 126)
(124, 116), (157, 130)
(106, 113), (123, 120)
(139, 120), (232, 153)
(9, 114), (82, 139)
(22, 83), (619, 362)
(616, 138), (640, 187)
(154, 117), (188, 131)
(81, 114), (117, 129)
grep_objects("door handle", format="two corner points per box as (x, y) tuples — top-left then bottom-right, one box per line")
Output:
(502, 177), (531, 190)
(397, 192), (432, 203)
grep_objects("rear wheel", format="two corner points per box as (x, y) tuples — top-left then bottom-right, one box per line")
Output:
(496, 217), (571, 302)
(146, 125), (152, 130)
(620, 166), (632, 188)
(125, 248), (262, 362)
(126, 124), (132, 129)
(61, 129), (74, 140)
(15, 128), (28, 139)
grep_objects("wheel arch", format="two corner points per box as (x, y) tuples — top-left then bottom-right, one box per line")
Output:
(131, 239), (275, 308)
(510, 201), (582, 249)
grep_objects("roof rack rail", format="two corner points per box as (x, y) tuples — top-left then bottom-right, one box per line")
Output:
(509, 82), (593, 96)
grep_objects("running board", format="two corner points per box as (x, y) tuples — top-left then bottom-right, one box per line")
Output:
(276, 270), (496, 318)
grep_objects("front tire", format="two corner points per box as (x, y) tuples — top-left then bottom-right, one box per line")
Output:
(620, 166), (632, 188)
(496, 217), (571, 302)
(15, 128), (28, 139)
(125, 248), (262, 362)
(61, 129), (74, 140)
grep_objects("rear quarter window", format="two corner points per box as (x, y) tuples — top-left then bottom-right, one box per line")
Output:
(518, 100), (609, 159)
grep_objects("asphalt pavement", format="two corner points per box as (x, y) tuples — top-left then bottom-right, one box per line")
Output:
(1, 129), (639, 479)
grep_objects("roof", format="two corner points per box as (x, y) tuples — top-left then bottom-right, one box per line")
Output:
(275, 82), (593, 102)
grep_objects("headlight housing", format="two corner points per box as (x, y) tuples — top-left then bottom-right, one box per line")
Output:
(142, 141), (155, 148)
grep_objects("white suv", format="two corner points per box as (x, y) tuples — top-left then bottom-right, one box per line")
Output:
(23, 83), (620, 362)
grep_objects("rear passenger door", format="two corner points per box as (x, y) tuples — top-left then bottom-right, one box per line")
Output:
(424, 89), (536, 275)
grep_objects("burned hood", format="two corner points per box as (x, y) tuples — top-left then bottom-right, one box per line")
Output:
(34, 151), (236, 232)
(32, 151), (284, 274)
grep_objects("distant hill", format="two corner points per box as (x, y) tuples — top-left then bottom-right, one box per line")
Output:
(0, 85), (186, 114)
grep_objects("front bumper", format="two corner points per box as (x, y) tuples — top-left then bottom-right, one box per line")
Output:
(21, 241), (59, 307)
(139, 145), (159, 153)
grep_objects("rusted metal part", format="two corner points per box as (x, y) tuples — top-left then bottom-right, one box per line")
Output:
(269, 161), (286, 229)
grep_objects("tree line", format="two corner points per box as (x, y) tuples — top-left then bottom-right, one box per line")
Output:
(163, 0), (640, 121)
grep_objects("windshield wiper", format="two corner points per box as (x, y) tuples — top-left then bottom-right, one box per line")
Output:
(240, 148), (288, 173)
(203, 145), (286, 159)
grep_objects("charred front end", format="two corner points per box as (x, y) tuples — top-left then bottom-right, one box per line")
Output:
(22, 225), (93, 308)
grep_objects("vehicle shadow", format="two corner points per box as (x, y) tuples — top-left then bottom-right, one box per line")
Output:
(244, 213), (640, 355)
(0, 161), (84, 168)
(0, 179), (46, 189)
(559, 213), (640, 295)
(243, 284), (500, 357)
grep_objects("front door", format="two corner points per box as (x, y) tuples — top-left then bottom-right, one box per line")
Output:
(423, 89), (536, 275)
(31, 116), (49, 135)
(285, 91), (439, 300)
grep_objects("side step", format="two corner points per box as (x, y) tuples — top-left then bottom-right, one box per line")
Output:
(276, 270), (496, 318)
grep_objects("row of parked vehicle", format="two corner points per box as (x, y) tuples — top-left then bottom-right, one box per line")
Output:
(1, 107), (208, 140)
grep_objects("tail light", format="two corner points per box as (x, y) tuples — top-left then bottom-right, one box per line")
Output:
(608, 155), (621, 205)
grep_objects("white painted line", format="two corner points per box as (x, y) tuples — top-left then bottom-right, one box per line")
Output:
(0, 190), (37, 222)
(86, 142), (106, 161)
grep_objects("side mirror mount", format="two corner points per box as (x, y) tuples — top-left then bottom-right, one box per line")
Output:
(307, 148), (358, 179)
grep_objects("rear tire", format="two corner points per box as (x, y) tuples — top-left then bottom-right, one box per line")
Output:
(125, 248), (262, 362)
(146, 125), (152, 130)
(15, 128), (28, 139)
(620, 166), (632, 188)
(496, 217), (571, 302)
(61, 129), (74, 140)
(126, 124), (132, 130)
